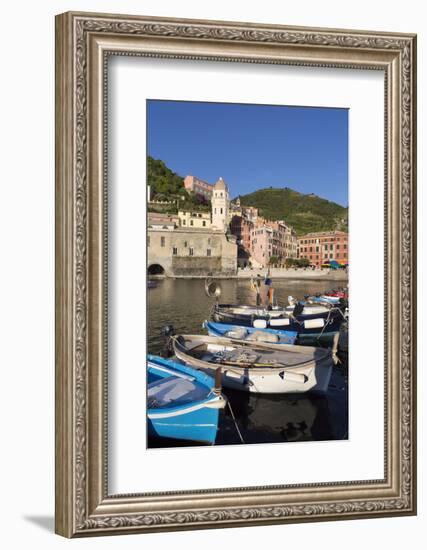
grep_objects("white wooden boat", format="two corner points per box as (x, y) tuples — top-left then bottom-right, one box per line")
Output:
(172, 335), (333, 394)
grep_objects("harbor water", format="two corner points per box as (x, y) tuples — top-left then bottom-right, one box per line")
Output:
(147, 278), (348, 447)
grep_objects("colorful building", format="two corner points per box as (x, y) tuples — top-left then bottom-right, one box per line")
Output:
(178, 210), (211, 229)
(269, 220), (298, 260)
(297, 230), (349, 267)
(183, 175), (214, 201)
(249, 220), (297, 267)
(250, 224), (273, 267)
(230, 215), (254, 252)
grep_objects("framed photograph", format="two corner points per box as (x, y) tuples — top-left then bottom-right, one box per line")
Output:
(55, 11), (417, 537)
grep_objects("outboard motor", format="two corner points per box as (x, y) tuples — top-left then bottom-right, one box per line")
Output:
(339, 297), (349, 310)
(292, 301), (305, 317)
(161, 324), (175, 357)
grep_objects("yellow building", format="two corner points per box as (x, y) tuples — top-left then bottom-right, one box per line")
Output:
(178, 210), (211, 229)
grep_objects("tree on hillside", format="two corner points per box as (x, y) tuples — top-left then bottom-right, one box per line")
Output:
(147, 156), (212, 212)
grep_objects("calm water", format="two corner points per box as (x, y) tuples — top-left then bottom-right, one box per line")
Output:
(147, 278), (348, 447)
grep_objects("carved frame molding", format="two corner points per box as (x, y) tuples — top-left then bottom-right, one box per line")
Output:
(55, 12), (416, 537)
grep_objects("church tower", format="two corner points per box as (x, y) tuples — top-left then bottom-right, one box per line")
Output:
(211, 177), (229, 232)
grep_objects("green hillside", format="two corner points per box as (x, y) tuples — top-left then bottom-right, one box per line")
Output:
(237, 187), (348, 236)
(147, 156), (210, 212)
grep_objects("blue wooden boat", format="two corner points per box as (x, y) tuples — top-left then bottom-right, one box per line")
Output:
(147, 355), (226, 444)
(203, 321), (298, 345)
(212, 303), (346, 335)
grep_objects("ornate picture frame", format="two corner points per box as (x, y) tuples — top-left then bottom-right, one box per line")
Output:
(55, 11), (416, 537)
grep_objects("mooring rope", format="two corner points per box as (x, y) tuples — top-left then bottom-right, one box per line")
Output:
(227, 399), (245, 444)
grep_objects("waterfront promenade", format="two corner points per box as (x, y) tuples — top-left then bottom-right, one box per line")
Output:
(236, 267), (348, 282)
(167, 267), (348, 281)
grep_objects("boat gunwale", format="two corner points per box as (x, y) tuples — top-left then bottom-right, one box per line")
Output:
(147, 355), (224, 414)
(171, 334), (332, 373)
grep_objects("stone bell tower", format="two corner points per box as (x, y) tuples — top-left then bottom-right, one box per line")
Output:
(211, 177), (229, 232)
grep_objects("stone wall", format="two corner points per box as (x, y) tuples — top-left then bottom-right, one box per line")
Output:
(148, 227), (237, 277)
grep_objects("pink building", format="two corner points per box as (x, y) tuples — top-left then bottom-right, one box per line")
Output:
(250, 224), (273, 267)
(184, 175), (214, 201)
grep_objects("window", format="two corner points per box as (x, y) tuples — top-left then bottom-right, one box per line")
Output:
(214, 208), (217, 214)
(190, 220), (194, 226)
(172, 247), (177, 255)
(184, 241), (187, 247)
(220, 208), (223, 214)
(202, 221), (206, 227)
(189, 248), (194, 256)
(182, 219), (186, 225)
(147, 236), (150, 247)
(344, 244), (347, 249)
(160, 236), (165, 247)
(207, 249), (211, 257)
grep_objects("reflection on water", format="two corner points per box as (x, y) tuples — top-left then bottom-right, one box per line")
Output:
(147, 278), (348, 447)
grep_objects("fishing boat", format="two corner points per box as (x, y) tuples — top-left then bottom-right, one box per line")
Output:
(147, 354), (226, 444)
(171, 335), (333, 394)
(212, 302), (346, 335)
(203, 320), (298, 345)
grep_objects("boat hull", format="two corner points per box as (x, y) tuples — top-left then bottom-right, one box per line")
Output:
(203, 321), (298, 345)
(148, 401), (222, 444)
(195, 361), (333, 394)
(213, 304), (344, 335)
(172, 336), (333, 395)
(147, 355), (225, 444)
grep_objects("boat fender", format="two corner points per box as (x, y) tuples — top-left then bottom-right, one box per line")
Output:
(279, 371), (308, 384)
(332, 332), (340, 365)
(269, 318), (290, 327)
(253, 319), (267, 329)
(304, 318), (325, 329)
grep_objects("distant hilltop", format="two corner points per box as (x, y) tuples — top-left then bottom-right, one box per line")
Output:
(235, 187), (348, 236)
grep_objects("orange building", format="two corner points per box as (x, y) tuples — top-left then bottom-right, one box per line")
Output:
(297, 230), (349, 267)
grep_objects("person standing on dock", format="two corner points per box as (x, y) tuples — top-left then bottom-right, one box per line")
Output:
(251, 275), (263, 307)
(264, 270), (274, 310)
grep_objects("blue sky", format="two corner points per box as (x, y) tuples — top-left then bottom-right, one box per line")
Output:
(147, 100), (348, 207)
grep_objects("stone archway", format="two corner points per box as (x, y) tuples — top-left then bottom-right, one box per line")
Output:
(147, 263), (166, 277)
